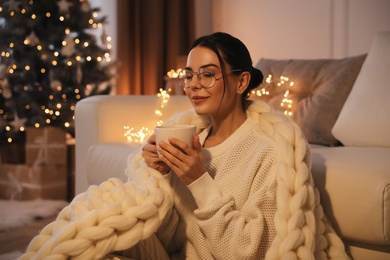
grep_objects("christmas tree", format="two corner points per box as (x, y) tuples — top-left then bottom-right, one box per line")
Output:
(0, 0), (116, 144)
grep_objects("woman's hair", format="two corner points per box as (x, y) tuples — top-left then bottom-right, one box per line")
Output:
(190, 32), (263, 100)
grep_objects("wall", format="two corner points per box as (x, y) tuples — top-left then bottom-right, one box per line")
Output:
(194, 0), (213, 39)
(210, 0), (390, 63)
(90, 0), (389, 63)
(88, 0), (118, 60)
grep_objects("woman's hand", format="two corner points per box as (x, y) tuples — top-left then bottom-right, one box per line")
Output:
(142, 134), (171, 175)
(157, 135), (205, 185)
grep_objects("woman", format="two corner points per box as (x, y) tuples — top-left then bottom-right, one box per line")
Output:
(135, 32), (349, 259)
(141, 32), (274, 259)
(19, 32), (348, 260)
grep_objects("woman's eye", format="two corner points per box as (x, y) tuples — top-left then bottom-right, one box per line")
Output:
(203, 72), (214, 78)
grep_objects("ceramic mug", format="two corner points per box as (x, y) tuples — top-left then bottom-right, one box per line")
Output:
(155, 125), (196, 157)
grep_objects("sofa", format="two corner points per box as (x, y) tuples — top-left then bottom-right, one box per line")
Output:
(74, 31), (390, 259)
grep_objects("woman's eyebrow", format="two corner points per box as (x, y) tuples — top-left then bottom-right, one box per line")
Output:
(184, 64), (220, 71)
(200, 63), (219, 69)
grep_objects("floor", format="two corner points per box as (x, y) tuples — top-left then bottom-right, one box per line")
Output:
(0, 216), (56, 258)
(0, 216), (130, 260)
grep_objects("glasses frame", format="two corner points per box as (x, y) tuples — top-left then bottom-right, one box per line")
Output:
(179, 68), (243, 89)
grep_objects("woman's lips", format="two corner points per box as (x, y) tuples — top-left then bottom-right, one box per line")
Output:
(192, 96), (208, 104)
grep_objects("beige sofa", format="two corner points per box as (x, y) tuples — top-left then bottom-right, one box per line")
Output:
(74, 32), (390, 259)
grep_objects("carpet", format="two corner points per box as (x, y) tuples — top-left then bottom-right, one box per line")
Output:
(0, 199), (68, 231)
(0, 251), (23, 260)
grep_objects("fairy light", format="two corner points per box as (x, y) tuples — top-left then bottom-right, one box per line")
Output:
(124, 127), (152, 144)
(167, 68), (183, 79)
(250, 74), (295, 116)
(124, 88), (172, 143)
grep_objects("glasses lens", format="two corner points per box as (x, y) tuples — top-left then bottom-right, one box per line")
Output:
(200, 71), (214, 88)
(179, 70), (216, 88)
(178, 70), (192, 88)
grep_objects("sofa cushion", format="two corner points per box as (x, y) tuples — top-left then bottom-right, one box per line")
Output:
(87, 143), (141, 186)
(310, 145), (390, 245)
(332, 31), (390, 147)
(254, 55), (366, 146)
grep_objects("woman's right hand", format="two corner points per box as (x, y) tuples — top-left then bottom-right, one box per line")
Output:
(142, 134), (171, 175)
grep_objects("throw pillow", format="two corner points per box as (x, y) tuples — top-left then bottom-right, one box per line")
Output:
(332, 31), (390, 147)
(253, 54), (366, 146)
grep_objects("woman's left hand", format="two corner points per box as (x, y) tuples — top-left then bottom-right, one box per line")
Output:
(157, 135), (205, 185)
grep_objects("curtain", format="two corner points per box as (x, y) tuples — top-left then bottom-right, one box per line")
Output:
(116, 0), (195, 95)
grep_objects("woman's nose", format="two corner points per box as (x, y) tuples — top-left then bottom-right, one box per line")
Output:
(189, 76), (202, 89)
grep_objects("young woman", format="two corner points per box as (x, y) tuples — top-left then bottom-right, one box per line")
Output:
(18, 32), (349, 260)
(119, 32), (349, 259)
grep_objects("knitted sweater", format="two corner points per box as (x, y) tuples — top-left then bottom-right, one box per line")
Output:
(19, 100), (349, 260)
(157, 117), (278, 259)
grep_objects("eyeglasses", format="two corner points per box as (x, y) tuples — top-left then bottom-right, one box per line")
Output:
(178, 68), (243, 89)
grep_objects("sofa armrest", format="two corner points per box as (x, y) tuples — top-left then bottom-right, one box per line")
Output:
(310, 145), (390, 245)
(74, 95), (192, 195)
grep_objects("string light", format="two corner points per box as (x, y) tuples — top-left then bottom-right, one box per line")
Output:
(250, 74), (295, 116)
(167, 68), (183, 79)
(124, 88), (172, 143)
(124, 127), (152, 144)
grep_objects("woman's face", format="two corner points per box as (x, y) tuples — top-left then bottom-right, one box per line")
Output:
(184, 46), (241, 117)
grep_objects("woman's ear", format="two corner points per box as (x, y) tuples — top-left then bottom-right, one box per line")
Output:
(236, 71), (250, 94)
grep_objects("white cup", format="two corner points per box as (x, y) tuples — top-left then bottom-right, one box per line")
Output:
(155, 125), (196, 156)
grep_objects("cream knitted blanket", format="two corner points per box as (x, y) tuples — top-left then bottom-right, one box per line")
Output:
(19, 100), (349, 259)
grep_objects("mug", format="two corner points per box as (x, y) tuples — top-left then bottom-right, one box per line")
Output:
(155, 125), (196, 156)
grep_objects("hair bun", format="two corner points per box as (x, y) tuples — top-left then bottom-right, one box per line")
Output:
(250, 67), (264, 89)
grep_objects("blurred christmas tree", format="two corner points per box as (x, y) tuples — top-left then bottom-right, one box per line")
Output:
(0, 0), (116, 144)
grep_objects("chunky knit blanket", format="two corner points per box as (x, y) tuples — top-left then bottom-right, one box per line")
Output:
(19, 100), (349, 259)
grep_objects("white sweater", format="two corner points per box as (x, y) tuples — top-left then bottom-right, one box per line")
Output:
(157, 117), (279, 259)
